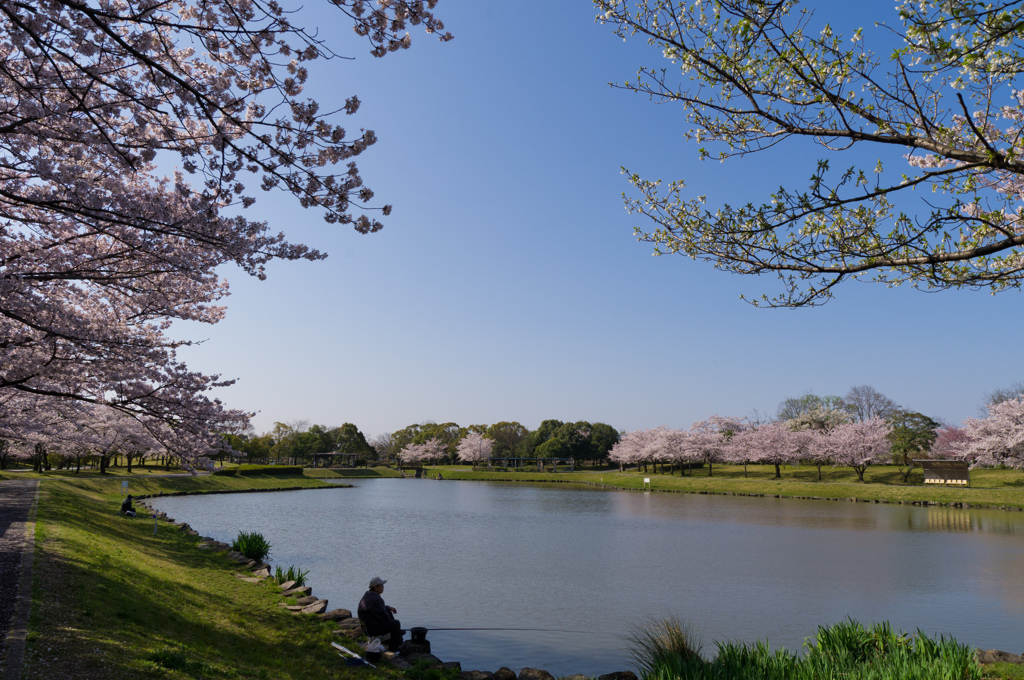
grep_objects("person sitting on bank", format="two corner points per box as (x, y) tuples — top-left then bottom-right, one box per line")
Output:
(120, 495), (137, 517)
(358, 576), (403, 652)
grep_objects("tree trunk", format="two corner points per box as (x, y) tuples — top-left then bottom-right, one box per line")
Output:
(775, 463), (782, 479)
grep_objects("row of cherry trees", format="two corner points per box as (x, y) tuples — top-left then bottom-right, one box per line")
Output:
(603, 397), (1024, 479)
(607, 418), (891, 481)
(0, 397), (220, 472)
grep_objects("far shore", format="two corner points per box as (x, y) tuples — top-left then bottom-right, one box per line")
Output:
(6, 460), (1024, 510)
(342, 463), (1024, 512)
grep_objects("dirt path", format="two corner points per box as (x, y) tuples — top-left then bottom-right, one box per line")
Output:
(0, 480), (39, 680)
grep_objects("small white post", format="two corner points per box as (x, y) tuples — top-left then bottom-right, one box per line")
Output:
(121, 480), (128, 497)
(643, 477), (651, 490)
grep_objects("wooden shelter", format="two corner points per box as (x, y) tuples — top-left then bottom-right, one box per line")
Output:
(914, 459), (970, 486)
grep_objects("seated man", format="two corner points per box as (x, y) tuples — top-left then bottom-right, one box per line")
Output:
(120, 494), (137, 517)
(357, 576), (403, 652)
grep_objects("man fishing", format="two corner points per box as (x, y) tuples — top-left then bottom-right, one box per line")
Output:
(357, 576), (404, 652)
(120, 494), (137, 517)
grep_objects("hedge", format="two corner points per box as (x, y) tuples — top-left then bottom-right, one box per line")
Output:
(212, 465), (304, 476)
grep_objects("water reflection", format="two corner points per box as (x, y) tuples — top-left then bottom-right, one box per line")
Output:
(150, 479), (1024, 676)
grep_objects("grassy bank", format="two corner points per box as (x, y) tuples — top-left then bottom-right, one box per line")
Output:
(20, 474), (385, 680)
(423, 464), (1024, 509)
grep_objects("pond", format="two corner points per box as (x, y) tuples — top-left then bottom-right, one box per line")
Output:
(149, 479), (1024, 676)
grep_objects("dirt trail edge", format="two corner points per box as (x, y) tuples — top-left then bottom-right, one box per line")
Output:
(0, 480), (40, 680)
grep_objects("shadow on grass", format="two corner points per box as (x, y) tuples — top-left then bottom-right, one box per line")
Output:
(27, 483), (347, 680)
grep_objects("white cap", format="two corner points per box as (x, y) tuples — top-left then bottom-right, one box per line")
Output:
(369, 576), (387, 588)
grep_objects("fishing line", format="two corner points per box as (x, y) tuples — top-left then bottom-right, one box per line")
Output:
(417, 627), (592, 634)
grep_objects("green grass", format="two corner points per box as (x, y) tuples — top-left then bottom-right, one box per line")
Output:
(303, 467), (404, 479)
(984, 664), (1024, 680)
(631, 618), (982, 680)
(20, 475), (389, 680)
(423, 464), (1024, 509)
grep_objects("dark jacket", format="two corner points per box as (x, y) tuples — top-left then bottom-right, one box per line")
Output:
(357, 589), (392, 629)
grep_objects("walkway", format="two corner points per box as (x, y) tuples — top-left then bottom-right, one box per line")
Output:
(0, 480), (39, 680)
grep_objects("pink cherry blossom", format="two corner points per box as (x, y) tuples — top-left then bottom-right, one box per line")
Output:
(456, 432), (493, 464)
(961, 399), (1024, 468)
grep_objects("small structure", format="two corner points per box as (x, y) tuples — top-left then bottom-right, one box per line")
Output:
(915, 459), (970, 486)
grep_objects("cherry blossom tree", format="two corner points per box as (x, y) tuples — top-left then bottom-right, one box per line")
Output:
(931, 425), (970, 460)
(597, 0), (1024, 306)
(817, 418), (893, 482)
(961, 398), (1024, 468)
(684, 416), (745, 477)
(399, 437), (446, 467)
(728, 422), (804, 478)
(0, 0), (450, 457)
(609, 427), (667, 472)
(658, 426), (700, 475)
(456, 432), (493, 465)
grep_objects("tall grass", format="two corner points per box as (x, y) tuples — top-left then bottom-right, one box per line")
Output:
(628, 617), (703, 676)
(231, 531), (272, 562)
(630, 618), (981, 680)
(274, 565), (309, 587)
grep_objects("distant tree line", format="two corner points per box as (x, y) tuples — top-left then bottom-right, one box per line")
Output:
(217, 418), (622, 469)
(10, 381), (1023, 475)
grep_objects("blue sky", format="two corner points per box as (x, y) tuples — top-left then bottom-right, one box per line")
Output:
(174, 0), (1024, 437)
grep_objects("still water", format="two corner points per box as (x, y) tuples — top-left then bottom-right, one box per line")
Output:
(149, 479), (1024, 676)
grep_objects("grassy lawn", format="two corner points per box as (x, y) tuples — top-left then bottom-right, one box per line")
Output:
(20, 475), (392, 680)
(423, 464), (1024, 509)
(303, 468), (404, 479)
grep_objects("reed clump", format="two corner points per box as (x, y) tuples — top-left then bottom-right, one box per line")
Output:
(274, 564), (309, 587)
(230, 530), (272, 562)
(630, 618), (981, 680)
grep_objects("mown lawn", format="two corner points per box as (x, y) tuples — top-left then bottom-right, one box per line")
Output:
(20, 475), (393, 680)
(424, 464), (1024, 509)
